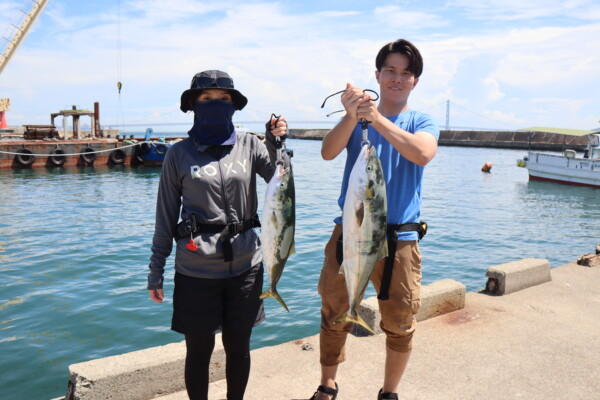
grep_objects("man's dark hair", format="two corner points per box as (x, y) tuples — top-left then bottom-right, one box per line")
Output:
(375, 39), (423, 78)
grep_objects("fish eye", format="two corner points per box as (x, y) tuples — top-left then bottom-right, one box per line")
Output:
(366, 166), (372, 171)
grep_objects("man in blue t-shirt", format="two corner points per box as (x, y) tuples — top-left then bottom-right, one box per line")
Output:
(309, 39), (439, 400)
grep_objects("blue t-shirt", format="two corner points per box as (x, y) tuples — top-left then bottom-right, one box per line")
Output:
(335, 110), (439, 241)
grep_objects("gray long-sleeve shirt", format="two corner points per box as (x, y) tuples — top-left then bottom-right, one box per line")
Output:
(147, 132), (288, 290)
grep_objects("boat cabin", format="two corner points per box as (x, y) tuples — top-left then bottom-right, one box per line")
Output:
(583, 134), (600, 159)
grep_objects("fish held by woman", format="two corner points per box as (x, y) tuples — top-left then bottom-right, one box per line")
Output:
(260, 162), (295, 311)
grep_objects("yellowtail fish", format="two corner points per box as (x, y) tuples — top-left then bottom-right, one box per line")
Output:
(337, 144), (387, 332)
(260, 163), (295, 311)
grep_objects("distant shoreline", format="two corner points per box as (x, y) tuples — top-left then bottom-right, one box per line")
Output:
(287, 128), (590, 151)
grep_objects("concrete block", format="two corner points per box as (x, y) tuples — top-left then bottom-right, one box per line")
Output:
(356, 279), (466, 336)
(416, 279), (466, 322)
(63, 334), (225, 400)
(485, 258), (551, 295)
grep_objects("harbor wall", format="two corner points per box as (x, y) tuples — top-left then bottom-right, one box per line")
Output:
(287, 129), (590, 151)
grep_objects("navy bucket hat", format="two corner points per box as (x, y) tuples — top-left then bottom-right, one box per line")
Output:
(180, 70), (248, 112)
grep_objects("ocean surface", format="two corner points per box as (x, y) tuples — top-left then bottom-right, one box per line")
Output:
(1, 138), (599, 399)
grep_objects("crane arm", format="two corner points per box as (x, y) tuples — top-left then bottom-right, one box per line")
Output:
(0, 0), (49, 75)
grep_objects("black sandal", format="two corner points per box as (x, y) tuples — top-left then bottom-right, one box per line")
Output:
(378, 389), (398, 400)
(309, 382), (339, 400)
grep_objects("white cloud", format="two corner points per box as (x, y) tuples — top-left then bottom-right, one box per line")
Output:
(482, 110), (523, 126)
(448, 0), (600, 21)
(483, 77), (504, 102)
(317, 11), (361, 18)
(1, 0), (599, 131)
(373, 6), (448, 29)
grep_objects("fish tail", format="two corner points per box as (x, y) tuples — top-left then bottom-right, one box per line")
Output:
(334, 312), (375, 335)
(259, 288), (290, 312)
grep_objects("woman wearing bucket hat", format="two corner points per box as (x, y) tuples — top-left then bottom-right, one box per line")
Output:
(147, 70), (290, 400)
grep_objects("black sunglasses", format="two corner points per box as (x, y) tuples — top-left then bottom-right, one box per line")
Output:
(192, 76), (234, 89)
(320, 89), (379, 117)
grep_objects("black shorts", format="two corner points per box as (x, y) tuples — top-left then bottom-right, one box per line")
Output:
(171, 263), (266, 336)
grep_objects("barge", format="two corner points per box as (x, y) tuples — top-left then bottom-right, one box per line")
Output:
(0, 103), (175, 169)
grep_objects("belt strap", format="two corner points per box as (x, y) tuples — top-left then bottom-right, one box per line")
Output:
(175, 215), (260, 262)
(377, 223), (423, 301)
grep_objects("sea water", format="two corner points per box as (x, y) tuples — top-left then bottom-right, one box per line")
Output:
(0, 139), (599, 399)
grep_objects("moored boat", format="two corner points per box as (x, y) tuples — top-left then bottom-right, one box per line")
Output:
(0, 105), (177, 169)
(133, 128), (177, 167)
(517, 128), (600, 188)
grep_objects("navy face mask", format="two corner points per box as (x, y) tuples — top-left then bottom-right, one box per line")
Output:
(188, 100), (236, 145)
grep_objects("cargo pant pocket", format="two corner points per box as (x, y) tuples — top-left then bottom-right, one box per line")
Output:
(410, 287), (421, 316)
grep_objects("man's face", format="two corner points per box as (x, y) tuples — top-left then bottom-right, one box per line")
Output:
(376, 53), (419, 103)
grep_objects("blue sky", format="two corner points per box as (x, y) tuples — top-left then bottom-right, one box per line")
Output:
(1, 0), (599, 132)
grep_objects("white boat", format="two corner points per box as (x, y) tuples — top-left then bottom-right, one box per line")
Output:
(517, 129), (600, 188)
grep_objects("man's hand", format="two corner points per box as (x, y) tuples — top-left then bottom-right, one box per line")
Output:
(357, 96), (380, 125)
(341, 83), (372, 121)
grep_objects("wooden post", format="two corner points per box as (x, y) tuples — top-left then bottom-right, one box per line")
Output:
(94, 102), (100, 137)
(74, 116), (81, 139)
(63, 115), (68, 139)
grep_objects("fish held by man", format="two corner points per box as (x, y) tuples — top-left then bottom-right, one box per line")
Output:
(337, 144), (388, 333)
(260, 162), (295, 311)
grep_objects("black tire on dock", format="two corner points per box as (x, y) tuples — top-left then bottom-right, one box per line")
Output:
(109, 149), (126, 165)
(15, 148), (35, 166)
(155, 143), (168, 155)
(81, 147), (97, 164)
(49, 149), (66, 167)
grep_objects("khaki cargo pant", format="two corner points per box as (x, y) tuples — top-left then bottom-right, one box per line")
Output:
(318, 224), (422, 366)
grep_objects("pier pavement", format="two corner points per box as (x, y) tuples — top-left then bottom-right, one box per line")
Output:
(155, 261), (600, 400)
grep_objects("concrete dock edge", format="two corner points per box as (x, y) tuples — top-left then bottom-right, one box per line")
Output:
(55, 254), (597, 400)
(485, 258), (551, 295)
(61, 334), (225, 400)
(57, 278), (467, 399)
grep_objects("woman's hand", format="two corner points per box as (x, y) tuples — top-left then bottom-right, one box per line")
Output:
(148, 289), (164, 304)
(269, 115), (287, 137)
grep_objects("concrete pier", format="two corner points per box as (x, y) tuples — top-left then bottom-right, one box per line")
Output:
(287, 129), (590, 151)
(56, 258), (600, 400)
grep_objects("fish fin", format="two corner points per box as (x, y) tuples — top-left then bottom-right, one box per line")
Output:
(290, 241), (296, 255)
(259, 288), (290, 312)
(356, 202), (364, 227)
(334, 312), (375, 335)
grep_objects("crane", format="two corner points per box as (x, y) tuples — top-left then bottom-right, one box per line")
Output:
(0, 0), (49, 128)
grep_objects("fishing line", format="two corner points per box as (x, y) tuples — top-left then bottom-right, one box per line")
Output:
(115, 0), (126, 133)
